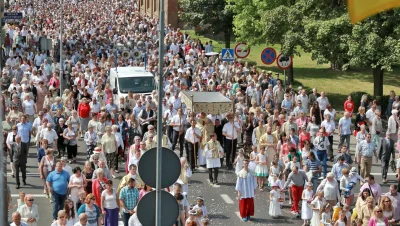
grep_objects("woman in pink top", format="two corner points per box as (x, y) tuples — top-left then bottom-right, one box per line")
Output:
(298, 125), (311, 150)
(280, 135), (296, 164)
(368, 206), (389, 226)
(139, 184), (153, 200)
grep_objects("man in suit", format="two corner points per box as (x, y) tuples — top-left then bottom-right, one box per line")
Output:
(12, 135), (28, 189)
(379, 132), (395, 183)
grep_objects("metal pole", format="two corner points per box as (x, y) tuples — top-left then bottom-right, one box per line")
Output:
(156, 0), (165, 224)
(0, 1), (6, 223)
(284, 70), (286, 90)
(59, 0), (63, 95)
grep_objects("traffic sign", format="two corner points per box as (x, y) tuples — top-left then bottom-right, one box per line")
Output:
(137, 190), (179, 226)
(221, 48), (234, 62)
(138, 147), (181, 188)
(261, 47), (276, 65)
(234, 42), (250, 58)
(4, 12), (22, 20)
(276, 53), (293, 70)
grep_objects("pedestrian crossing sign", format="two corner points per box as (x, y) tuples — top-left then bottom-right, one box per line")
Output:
(221, 48), (234, 62)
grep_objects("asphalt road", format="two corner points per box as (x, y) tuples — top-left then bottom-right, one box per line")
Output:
(6, 134), (396, 225)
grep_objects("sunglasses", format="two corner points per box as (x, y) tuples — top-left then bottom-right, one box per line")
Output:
(28, 199), (34, 201)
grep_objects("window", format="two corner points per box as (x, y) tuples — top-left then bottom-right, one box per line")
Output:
(118, 77), (155, 94)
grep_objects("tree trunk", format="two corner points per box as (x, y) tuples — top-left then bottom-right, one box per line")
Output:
(372, 67), (384, 97)
(287, 62), (294, 84)
(224, 29), (230, 48)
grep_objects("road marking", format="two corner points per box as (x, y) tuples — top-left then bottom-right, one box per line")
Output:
(370, 173), (396, 176)
(220, 194), (234, 204)
(7, 173), (40, 176)
(11, 194), (48, 197)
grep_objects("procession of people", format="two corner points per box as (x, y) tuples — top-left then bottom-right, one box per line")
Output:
(3, 0), (400, 226)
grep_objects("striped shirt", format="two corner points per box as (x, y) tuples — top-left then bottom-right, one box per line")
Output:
(119, 186), (139, 213)
(306, 159), (322, 179)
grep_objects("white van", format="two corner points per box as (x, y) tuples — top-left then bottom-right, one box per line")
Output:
(110, 67), (156, 100)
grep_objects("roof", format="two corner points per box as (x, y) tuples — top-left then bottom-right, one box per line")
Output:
(180, 91), (233, 114)
(111, 67), (153, 78)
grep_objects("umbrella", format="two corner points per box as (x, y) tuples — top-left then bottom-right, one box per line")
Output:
(205, 52), (219, 56)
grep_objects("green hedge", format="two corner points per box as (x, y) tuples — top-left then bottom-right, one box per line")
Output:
(350, 91), (389, 114)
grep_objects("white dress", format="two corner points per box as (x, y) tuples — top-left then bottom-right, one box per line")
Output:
(235, 156), (244, 174)
(197, 148), (206, 165)
(301, 189), (313, 220)
(310, 197), (326, 226)
(69, 174), (85, 210)
(254, 153), (269, 177)
(269, 189), (282, 217)
(249, 151), (258, 171)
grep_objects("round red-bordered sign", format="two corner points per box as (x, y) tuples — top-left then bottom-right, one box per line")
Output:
(234, 42), (250, 58)
(261, 47), (277, 65)
(276, 53), (293, 70)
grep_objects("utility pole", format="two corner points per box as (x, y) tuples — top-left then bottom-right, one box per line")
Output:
(59, 0), (63, 95)
(0, 0), (7, 224)
(155, 0), (165, 225)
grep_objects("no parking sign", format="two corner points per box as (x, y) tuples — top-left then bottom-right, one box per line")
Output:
(261, 47), (276, 65)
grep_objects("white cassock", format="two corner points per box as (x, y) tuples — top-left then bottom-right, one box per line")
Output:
(177, 166), (192, 194)
(204, 140), (223, 169)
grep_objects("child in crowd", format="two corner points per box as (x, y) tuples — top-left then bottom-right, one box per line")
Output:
(301, 182), (313, 226)
(311, 191), (326, 226)
(248, 145), (258, 171)
(193, 196), (208, 218)
(333, 211), (348, 226)
(269, 182), (282, 218)
(268, 159), (281, 187)
(277, 173), (286, 207)
(320, 203), (332, 226)
(233, 149), (244, 175)
(348, 167), (365, 185)
(334, 145), (353, 165)
(15, 191), (25, 211)
(255, 147), (269, 191)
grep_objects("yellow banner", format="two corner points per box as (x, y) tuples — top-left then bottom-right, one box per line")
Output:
(348, 0), (400, 23)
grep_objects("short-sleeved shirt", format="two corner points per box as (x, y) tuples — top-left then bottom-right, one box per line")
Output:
(119, 186), (139, 213)
(46, 169), (70, 195)
(17, 122), (32, 143)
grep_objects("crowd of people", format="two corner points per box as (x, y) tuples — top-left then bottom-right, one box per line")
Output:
(3, 0), (400, 226)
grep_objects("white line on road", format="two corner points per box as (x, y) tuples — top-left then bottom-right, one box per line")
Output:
(220, 194), (234, 204)
(370, 173), (396, 176)
(7, 173), (40, 176)
(11, 194), (48, 197)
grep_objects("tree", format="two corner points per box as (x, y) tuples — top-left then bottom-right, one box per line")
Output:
(178, 0), (233, 48)
(227, 0), (303, 84)
(347, 10), (400, 96)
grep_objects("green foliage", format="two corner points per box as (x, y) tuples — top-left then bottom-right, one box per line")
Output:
(178, 0), (233, 37)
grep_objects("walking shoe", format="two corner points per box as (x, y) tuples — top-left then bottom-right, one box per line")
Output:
(214, 181), (219, 185)
(241, 218), (248, 222)
(246, 216), (251, 221)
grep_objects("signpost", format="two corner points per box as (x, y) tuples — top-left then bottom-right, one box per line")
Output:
(221, 48), (234, 62)
(234, 42), (250, 58)
(276, 54), (293, 89)
(260, 47), (276, 65)
(2, 12), (22, 23)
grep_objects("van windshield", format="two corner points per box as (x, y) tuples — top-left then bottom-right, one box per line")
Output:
(118, 77), (155, 93)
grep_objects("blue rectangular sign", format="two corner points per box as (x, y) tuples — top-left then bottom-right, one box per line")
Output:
(4, 12), (23, 20)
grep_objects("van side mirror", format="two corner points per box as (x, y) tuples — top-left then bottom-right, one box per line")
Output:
(113, 88), (118, 94)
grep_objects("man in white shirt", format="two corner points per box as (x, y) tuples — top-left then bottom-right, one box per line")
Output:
(163, 103), (177, 141)
(168, 91), (181, 110)
(313, 128), (331, 178)
(39, 123), (58, 148)
(89, 97), (101, 115)
(296, 89), (309, 111)
(321, 114), (335, 161)
(222, 113), (241, 170)
(366, 104), (377, 126)
(338, 112), (352, 151)
(170, 109), (186, 157)
(185, 119), (202, 170)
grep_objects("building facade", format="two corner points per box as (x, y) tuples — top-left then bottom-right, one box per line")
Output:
(139, 0), (183, 28)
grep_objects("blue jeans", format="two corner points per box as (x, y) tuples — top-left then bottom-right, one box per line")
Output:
(311, 177), (319, 194)
(317, 150), (327, 176)
(122, 212), (131, 226)
(52, 192), (67, 220)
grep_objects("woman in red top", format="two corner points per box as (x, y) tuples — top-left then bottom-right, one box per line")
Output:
(344, 95), (355, 116)
(78, 98), (91, 138)
(298, 125), (311, 150)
